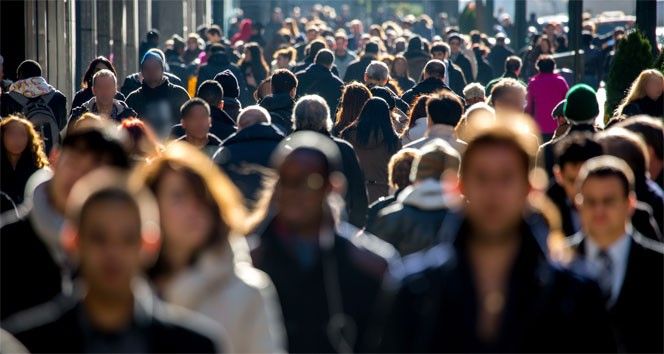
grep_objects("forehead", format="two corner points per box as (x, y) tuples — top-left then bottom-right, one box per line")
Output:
(79, 198), (140, 230)
(580, 175), (625, 194)
(463, 143), (527, 175)
(279, 150), (327, 177)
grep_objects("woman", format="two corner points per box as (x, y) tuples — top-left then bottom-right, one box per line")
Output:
(118, 118), (163, 165)
(0, 115), (49, 211)
(71, 56), (124, 109)
(231, 19), (254, 45)
(254, 77), (272, 102)
(341, 97), (401, 202)
(136, 142), (285, 353)
(332, 82), (371, 137)
(238, 43), (270, 101)
(400, 94), (431, 145)
(271, 47), (296, 72)
(615, 69), (664, 118)
(391, 55), (416, 92)
(524, 36), (554, 79)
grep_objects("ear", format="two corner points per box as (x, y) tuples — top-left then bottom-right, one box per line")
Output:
(553, 165), (563, 185)
(140, 229), (161, 268)
(218, 101), (224, 110)
(627, 191), (637, 217)
(61, 222), (80, 261)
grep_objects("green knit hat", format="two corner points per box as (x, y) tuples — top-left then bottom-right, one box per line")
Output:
(563, 84), (598, 123)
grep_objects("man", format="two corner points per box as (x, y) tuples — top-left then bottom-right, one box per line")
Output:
(344, 41), (379, 83)
(294, 25), (320, 62)
(488, 77), (526, 116)
(259, 69), (298, 134)
(526, 55), (569, 141)
(364, 61), (409, 113)
(250, 131), (396, 353)
(430, 42), (467, 97)
(4, 169), (221, 353)
(0, 124), (130, 320)
(616, 116), (664, 186)
(291, 95), (368, 228)
(333, 31), (357, 80)
(171, 79), (236, 141)
(68, 69), (136, 126)
(214, 69), (243, 121)
(120, 49), (186, 97)
(381, 121), (616, 352)
(174, 98), (222, 158)
(369, 140), (459, 256)
(213, 106), (284, 208)
(487, 32), (514, 76)
(205, 24), (223, 45)
(125, 50), (191, 139)
(292, 40), (327, 74)
(138, 29), (160, 66)
(567, 156), (663, 353)
(1, 60), (67, 153)
(197, 43), (248, 104)
(448, 33), (473, 83)
(296, 49), (344, 115)
(404, 91), (466, 152)
(485, 55), (524, 96)
(401, 60), (455, 105)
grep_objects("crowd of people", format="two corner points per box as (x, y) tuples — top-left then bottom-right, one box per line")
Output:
(0, 4), (663, 353)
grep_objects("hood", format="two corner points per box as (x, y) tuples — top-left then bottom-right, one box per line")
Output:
(397, 178), (449, 210)
(9, 77), (55, 98)
(260, 93), (294, 112)
(224, 123), (284, 145)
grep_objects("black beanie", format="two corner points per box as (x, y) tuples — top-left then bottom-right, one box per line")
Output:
(214, 70), (240, 98)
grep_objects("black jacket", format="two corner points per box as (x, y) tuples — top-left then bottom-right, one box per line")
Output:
(473, 47), (494, 85)
(452, 52), (474, 83)
(222, 97), (241, 122)
(537, 123), (596, 178)
(487, 44), (515, 77)
(125, 78), (190, 138)
(251, 217), (396, 353)
(566, 232), (664, 353)
(175, 134), (222, 158)
(380, 218), (617, 353)
(120, 72), (185, 98)
(259, 93), (295, 135)
(1, 88), (68, 130)
(68, 98), (136, 126)
(365, 194), (398, 231)
(448, 62), (468, 98)
(343, 55), (374, 83)
(170, 105), (237, 142)
(213, 123), (284, 207)
(0, 150), (40, 208)
(333, 135), (369, 228)
(622, 95), (663, 118)
(4, 294), (220, 353)
(296, 64), (344, 115)
(71, 87), (125, 111)
(197, 52), (251, 106)
(395, 76), (416, 92)
(401, 78), (455, 106)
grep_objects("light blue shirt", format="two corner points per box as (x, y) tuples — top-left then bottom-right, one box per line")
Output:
(584, 229), (632, 307)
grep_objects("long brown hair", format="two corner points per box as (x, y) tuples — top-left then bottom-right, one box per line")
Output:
(334, 82), (372, 135)
(0, 115), (49, 168)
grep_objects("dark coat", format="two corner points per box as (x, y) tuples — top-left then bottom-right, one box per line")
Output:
(403, 51), (431, 81)
(125, 79), (190, 138)
(259, 93), (295, 134)
(448, 62), (468, 98)
(175, 134), (222, 158)
(296, 64), (344, 115)
(364, 194), (398, 232)
(473, 47), (494, 85)
(537, 123), (596, 178)
(401, 77), (455, 106)
(250, 217), (395, 353)
(4, 295), (220, 353)
(343, 55), (374, 83)
(213, 123), (284, 207)
(380, 219), (617, 353)
(197, 52), (252, 106)
(331, 134), (369, 227)
(566, 232), (664, 353)
(170, 105), (237, 142)
(487, 44), (515, 76)
(395, 76), (416, 92)
(636, 179), (664, 233)
(67, 98), (136, 127)
(452, 52), (473, 83)
(0, 150), (40, 208)
(622, 95), (663, 118)
(222, 97), (241, 122)
(120, 72), (185, 98)
(71, 88), (125, 111)
(1, 88), (68, 130)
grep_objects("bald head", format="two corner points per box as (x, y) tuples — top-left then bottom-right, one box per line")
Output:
(237, 105), (271, 130)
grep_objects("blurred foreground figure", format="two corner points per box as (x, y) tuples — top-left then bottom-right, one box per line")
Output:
(4, 169), (221, 353)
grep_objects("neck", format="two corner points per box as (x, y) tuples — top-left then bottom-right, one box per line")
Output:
(96, 100), (114, 114)
(83, 285), (134, 332)
(186, 135), (208, 148)
(588, 225), (627, 249)
(7, 152), (20, 169)
(48, 182), (67, 215)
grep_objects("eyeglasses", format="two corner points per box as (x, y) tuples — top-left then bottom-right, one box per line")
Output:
(575, 194), (625, 209)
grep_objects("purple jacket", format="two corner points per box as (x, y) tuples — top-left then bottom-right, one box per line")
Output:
(526, 73), (569, 134)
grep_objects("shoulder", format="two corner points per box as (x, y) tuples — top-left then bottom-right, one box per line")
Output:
(632, 232), (664, 255)
(3, 295), (77, 336)
(337, 224), (400, 272)
(152, 300), (222, 351)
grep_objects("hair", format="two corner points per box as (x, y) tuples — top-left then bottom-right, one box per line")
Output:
(196, 80), (223, 106)
(365, 61), (390, 83)
(206, 25), (222, 37)
(254, 77), (272, 102)
(81, 56), (116, 88)
(119, 118), (162, 161)
(576, 155), (635, 197)
(536, 36), (554, 54)
(334, 83), (372, 135)
(463, 83), (485, 101)
(390, 55), (410, 79)
(430, 42), (450, 55)
(424, 60), (446, 79)
(406, 94), (431, 130)
(293, 95), (332, 133)
(595, 128), (650, 182)
(490, 78), (526, 106)
(314, 49), (334, 67)
(388, 148), (419, 190)
(239, 42), (269, 82)
(614, 69), (664, 116)
(135, 142), (247, 280)
(553, 132), (603, 168)
(271, 69), (298, 95)
(92, 69), (117, 87)
(17, 60), (42, 80)
(412, 140), (461, 181)
(180, 97), (211, 119)
(60, 123), (130, 169)
(273, 47), (296, 64)
(504, 55), (522, 74)
(0, 115), (50, 169)
(364, 41), (379, 55)
(147, 29), (160, 41)
(456, 102), (496, 142)
(305, 40), (327, 62)
(427, 92), (464, 126)
(536, 54), (556, 73)
(615, 116), (663, 161)
(237, 105), (271, 128)
(344, 97), (399, 153)
(461, 126), (533, 179)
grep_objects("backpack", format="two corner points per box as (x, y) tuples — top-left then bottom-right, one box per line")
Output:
(8, 91), (60, 153)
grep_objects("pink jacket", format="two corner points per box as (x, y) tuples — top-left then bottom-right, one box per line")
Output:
(526, 73), (569, 134)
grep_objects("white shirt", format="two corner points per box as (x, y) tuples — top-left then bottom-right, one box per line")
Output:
(584, 229), (632, 306)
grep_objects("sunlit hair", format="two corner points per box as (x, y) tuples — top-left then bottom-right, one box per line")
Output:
(401, 94), (431, 141)
(614, 69), (664, 116)
(334, 82), (372, 134)
(489, 77), (526, 106)
(0, 115), (49, 168)
(456, 102), (495, 142)
(81, 56), (116, 89)
(118, 118), (163, 162)
(273, 47), (296, 65)
(388, 148), (419, 190)
(390, 55), (409, 79)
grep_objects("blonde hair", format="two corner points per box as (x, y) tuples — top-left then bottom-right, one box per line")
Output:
(615, 69), (664, 116)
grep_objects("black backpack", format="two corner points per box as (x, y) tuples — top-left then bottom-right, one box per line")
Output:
(8, 91), (60, 153)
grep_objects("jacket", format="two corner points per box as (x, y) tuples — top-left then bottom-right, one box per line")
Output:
(213, 123), (284, 207)
(333, 50), (357, 80)
(526, 73), (569, 134)
(622, 95), (663, 118)
(401, 78), (454, 106)
(452, 52), (473, 83)
(537, 123), (596, 178)
(367, 179), (450, 256)
(120, 72), (185, 98)
(447, 62), (468, 98)
(343, 55), (374, 83)
(403, 124), (466, 153)
(487, 44), (514, 76)
(1, 81), (68, 130)
(170, 106), (237, 142)
(67, 97), (136, 126)
(403, 51), (431, 81)
(296, 64), (344, 115)
(71, 87), (125, 111)
(329, 134), (368, 227)
(165, 238), (286, 353)
(197, 52), (250, 105)
(395, 76), (416, 92)
(0, 150), (41, 208)
(222, 97), (241, 122)
(175, 134), (222, 158)
(566, 231), (664, 353)
(472, 47), (494, 85)
(125, 78), (191, 138)
(259, 93), (295, 135)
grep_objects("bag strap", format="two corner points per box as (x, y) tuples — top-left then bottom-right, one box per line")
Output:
(7, 91), (29, 106)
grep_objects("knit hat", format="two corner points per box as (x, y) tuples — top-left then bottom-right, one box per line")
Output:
(563, 84), (598, 123)
(551, 99), (566, 119)
(141, 50), (165, 70)
(214, 70), (239, 98)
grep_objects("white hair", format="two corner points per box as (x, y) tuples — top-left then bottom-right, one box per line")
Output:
(462, 82), (485, 101)
(237, 105), (271, 130)
(365, 60), (390, 83)
(292, 95), (332, 133)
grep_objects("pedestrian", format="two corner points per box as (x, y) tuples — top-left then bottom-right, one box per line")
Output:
(296, 49), (344, 115)
(71, 56), (125, 110)
(238, 43), (270, 100)
(259, 69), (297, 134)
(404, 91), (466, 152)
(214, 69), (243, 122)
(120, 49), (186, 97)
(401, 60), (455, 105)
(172, 98), (222, 158)
(614, 69), (663, 118)
(332, 82), (372, 137)
(344, 41), (379, 83)
(526, 55), (569, 141)
(390, 55), (416, 92)
(68, 69), (136, 128)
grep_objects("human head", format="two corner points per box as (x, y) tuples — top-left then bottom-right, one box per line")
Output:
(391, 55), (409, 78)
(387, 149), (418, 192)
(535, 55), (556, 74)
(118, 118), (162, 162)
(364, 61), (390, 86)
(253, 77), (272, 102)
(411, 139), (460, 182)
(293, 95), (332, 133)
(314, 49), (334, 69)
(537, 36), (553, 53)
(615, 116), (663, 181)
(214, 70), (240, 99)
(430, 42), (450, 61)
(364, 41), (379, 57)
(562, 84), (598, 124)
(305, 26), (319, 42)
(335, 82), (372, 133)
(462, 83), (485, 106)
(273, 47), (296, 69)
(186, 33), (201, 50)
(16, 60), (42, 80)
(504, 55), (522, 76)
(196, 80), (224, 108)
(180, 98), (211, 141)
(206, 25), (223, 43)
(615, 69), (664, 116)
(447, 33), (463, 54)
(353, 97), (400, 152)
(91, 69), (118, 107)
(271, 69), (298, 97)
(81, 56), (115, 89)
(334, 31), (348, 52)
(423, 59), (446, 80)
(490, 78), (526, 114)
(237, 105), (271, 131)
(0, 115), (49, 169)
(426, 91), (464, 127)
(146, 29), (160, 44)
(553, 132), (603, 201)
(140, 50), (165, 87)
(456, 102), (495, 142)
(575, 156), (636, 244)
(595, 128), (649, 183)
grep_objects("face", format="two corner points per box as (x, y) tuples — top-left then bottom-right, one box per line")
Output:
(92, 75), (117, 105)
(78, 200), (142, 295)
(275, 152), (328, 229)
(276, 55), (290, 69)
(141, 59), (163, 87)
(207, 32), (221, 43)
(577, 176), (633, 239)
(156, 170), (214, 262)
(449, 39), (461, 53)
(432, 50), (446, 60)
(2, 121), (29, 156)
(335, 38), (347, 51)
(52, 149), (107, 211)
(461, 145), (530, 240)
(555, 162), (583, 201)
(494, 88), (526, 114)
(181, 105), (211, 140)
(306, 29), (318, 42)
(393, 59), (408, 76)
(644, 76), (663, 100)
(187, 38), (198, 50)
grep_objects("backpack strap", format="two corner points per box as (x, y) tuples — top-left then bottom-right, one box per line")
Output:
(40, 91), (56, 104)
(7, 91), (29, 106)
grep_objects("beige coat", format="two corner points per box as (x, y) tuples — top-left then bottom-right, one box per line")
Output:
(165, 237), (286, 353)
